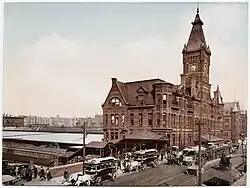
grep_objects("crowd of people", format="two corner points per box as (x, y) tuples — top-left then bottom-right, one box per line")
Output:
(15, 165), (53, 182)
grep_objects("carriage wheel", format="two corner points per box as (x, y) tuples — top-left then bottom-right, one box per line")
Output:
(111, 171), (118, 182)
(142, 164), (147, 171)
(95, 176), (102, 186)
(154, 159), (159, 167)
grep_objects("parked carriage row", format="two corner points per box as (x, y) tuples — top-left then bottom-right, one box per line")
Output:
(61, 143), (238, 186)
(62, 149), (160, 186)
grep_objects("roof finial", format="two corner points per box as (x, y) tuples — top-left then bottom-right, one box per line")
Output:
(197, 2), (199, 14)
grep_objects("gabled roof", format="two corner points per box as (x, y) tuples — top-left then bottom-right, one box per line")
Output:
(136, 85), (149, 93)
(113, 78), (166, 106)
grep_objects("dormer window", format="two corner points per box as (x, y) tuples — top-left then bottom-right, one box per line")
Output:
(109, 97), (122, 106)
(137, 94), (144, 105)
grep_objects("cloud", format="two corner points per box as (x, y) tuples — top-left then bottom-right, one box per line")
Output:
(3, 3), (248, 116)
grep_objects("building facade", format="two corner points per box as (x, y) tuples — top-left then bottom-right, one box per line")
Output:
(23, 114), (103, 128)
(224, 102), (247, 143)
(2, 114), (26, 127)
(76, 115), (103, 128)
(24, 115), (53, 126)
(102, 9), (229, 147)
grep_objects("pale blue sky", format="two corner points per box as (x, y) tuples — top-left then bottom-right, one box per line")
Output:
(3, 2), (248, 117)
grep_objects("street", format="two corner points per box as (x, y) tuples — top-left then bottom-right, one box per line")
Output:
(103, 154), (243, 186)
(14, 153), (243, 186)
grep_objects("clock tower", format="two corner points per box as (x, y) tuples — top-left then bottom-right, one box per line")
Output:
(181, 8), (212, 102)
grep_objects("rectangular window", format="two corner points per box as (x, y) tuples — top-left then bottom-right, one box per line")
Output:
(190, 117), (192, 128)
(115, 132), (118, 139)
(105, 114), (108, 126)
(183, 116), (186, 128)
(173, 114), (176, 127)
(179, 133), (181, 146)
(148, 113), (152, 126)
(157, 113), (160, 126)
(179, 115), (181, 129)
(115, 114), (119, 125)
(122, 114), (125, 125)
(163, 94), (167, 104)
(157, 94), (161, 105)
(106, 132), (109, 141)
(111, 114), (115, 124)
(173, 134), (176, 146)
(224, 132), (229, 137)
(130, 114), (134, 125)
(163, 113), (166, 127)
(111, 132), (114, 140)
(188, 134), (192, 144)
(170, 114), (172, 127)
(139, 113), (143, 125)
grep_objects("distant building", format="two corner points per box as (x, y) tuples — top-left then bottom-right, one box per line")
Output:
(23, 115), (103, 128)
(24, 115), (52, 126)
(224, 101), (247, 142)
(77, 115), (103, 127)
(2, 114), (26, 127)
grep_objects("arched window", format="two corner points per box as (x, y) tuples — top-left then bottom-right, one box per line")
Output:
(109, 97), (122, 106)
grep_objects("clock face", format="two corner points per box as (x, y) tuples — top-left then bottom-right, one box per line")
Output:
(190, 64), (197, 72)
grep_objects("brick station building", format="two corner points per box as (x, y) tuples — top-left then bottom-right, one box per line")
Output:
(102, 9), (246, 148)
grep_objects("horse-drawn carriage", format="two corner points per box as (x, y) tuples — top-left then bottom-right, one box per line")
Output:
(123, 149), (159, 173)
(166, 146), (183, 165)
(62, 156), (119, 186)
(219, 155), (232, 170)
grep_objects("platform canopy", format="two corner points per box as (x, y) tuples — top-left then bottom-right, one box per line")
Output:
(3, 131), (103, 145)
(124, 129), (168, 141)
(200, 134), (224, 143)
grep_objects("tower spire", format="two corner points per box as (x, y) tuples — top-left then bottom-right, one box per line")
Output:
(184, 6), (208, 53)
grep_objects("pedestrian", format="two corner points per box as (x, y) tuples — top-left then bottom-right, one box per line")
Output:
(64, 168), (69, 180)
(33, 166), (38, 179)
(46, 168), (52, 181)
(26, 168), (32, 182)
(25, 168), (29, 181)
(161, 152), (164, 161)
(39, 166), (45, 180)
(15, 166), (19, 178)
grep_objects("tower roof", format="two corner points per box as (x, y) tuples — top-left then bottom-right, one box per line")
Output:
(185, 8), (208, 53)
(232, 102), (238, 112)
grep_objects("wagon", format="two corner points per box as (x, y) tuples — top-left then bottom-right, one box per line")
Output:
(63, 156), (119, 186)
(134, 149), (160, 170)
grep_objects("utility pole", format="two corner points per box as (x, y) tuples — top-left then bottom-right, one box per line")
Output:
(82, 122), (86, 175)
(198, 87), (204, 186)
(198, 118), (202, 186)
